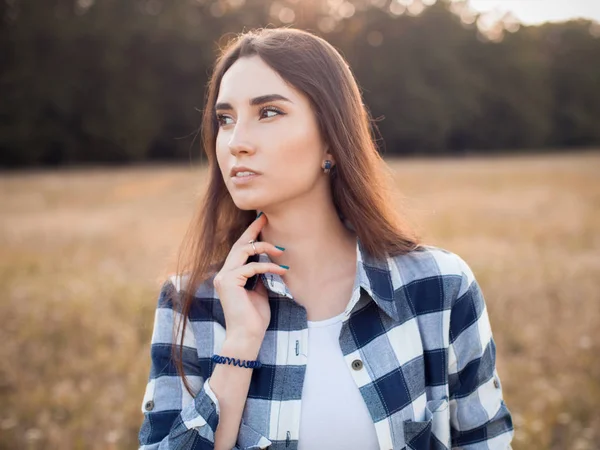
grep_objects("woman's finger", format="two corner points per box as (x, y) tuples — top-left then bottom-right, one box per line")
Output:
(223, 240), (285, 270)
(231, 262), (289, 286)
(234, 212), (267, 247)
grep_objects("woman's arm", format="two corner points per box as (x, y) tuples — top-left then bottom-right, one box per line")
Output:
(138, 279), (271, 450)
(210, 336), (263, 450)
(448, 256), (514, 449)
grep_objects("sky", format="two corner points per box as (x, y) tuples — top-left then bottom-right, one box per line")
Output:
(464, 0), (600, 25)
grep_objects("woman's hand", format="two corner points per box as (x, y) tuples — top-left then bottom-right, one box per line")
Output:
(212, 213), (288, 342)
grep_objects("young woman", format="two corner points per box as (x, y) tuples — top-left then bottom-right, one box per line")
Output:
(138, 27), (514, 450)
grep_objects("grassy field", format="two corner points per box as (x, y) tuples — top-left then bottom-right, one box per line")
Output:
(0, 151), (598, 449)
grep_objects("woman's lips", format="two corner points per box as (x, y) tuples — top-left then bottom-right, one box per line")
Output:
(231, 173), (261, 185)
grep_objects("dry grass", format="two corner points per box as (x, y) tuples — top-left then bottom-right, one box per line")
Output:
(0, 151), (598, 449)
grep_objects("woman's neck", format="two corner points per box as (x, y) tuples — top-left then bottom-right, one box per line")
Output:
(257, 202), (357, 285)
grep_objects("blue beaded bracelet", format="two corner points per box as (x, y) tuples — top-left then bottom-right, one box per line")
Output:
(211, 354), (262, 369)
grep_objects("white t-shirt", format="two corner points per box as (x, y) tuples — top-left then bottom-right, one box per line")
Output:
(297, 311), (380, 450)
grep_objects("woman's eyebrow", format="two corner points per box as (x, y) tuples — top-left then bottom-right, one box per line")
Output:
(215, 94), (293, 111)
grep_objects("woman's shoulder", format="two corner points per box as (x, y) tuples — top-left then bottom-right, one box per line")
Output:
(390, 243), (490, 328)
(390, 243), (474, 282)
(386, 243), (480, 313)
(162, 271), (219, 297)
(153, 271), (221, 314)
(156, 271), (226, 326)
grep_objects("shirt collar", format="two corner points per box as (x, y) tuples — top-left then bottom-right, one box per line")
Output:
(258, 227), (400, 322)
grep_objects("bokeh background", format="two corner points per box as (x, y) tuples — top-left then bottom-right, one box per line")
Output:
(1, 0), (599, 449)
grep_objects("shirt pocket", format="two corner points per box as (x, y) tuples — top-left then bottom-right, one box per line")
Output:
(403, 396), (450, 450)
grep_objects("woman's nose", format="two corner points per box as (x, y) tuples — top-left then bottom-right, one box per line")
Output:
(228, 139), (256, 156)
(228, 124), (256, 156)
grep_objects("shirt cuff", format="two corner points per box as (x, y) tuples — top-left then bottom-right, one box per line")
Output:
(178, 378), (220, 435)
(205, 376), (220, 415)
(235, 422), (273, 450)
(206, 377), (272, 450)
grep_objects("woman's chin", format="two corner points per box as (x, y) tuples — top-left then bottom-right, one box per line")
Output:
(231, 196), (266, 212)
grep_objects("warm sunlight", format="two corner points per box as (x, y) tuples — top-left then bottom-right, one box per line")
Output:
(465, 0), (600, 25)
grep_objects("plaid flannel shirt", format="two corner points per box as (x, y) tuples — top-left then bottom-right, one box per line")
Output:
(138, 238), (514, 449)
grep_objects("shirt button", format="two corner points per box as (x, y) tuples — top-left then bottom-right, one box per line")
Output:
(351, 359), (363, 370)
(145, 400), (155, 411)
(493, 378), (500, 389)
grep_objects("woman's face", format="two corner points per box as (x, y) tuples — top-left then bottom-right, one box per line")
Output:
(215, 55), (333, 212)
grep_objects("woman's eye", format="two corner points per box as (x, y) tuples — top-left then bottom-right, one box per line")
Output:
(216, 107), (284, 127)
(260, 106), (284, 119)
(216, 114), (232, 127)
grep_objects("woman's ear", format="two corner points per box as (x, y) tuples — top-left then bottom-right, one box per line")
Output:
(323, 147), (336, 167)
(322, 158), (335, 171)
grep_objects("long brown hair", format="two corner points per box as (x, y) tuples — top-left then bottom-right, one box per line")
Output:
(169, 26), (422, 397)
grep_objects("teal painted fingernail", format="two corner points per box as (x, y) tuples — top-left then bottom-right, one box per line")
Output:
(275, 245), (285, 251)
(279, 264), (289, 269)
(256, 212), (263, 219)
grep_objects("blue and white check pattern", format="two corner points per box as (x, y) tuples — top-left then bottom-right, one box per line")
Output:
(138, 238), (514, 449)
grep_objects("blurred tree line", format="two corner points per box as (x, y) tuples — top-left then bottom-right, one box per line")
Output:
(1, 0), (599, 167)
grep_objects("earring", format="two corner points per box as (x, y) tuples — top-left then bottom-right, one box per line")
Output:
(323, 160), (332, 174)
